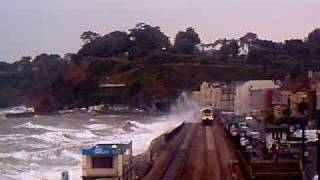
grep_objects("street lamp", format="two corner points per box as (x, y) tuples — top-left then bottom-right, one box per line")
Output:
(298, 97), (308, 169)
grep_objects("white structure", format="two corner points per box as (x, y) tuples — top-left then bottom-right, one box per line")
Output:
(265, 126), (288, 149)
(192, 82), (235, 111)
(234, 80), (279, 115)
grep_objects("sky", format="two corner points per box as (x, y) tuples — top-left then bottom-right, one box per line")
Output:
(0, 0), (319, 62)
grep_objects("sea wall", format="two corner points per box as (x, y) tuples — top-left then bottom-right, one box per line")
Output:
(132, 122), (185, 178)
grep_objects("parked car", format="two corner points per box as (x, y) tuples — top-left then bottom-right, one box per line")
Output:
(293, 130), (318, 143)
(238, 122), (249, 131)
(247, 131), (261, 140)
(240, 137), (250, 146)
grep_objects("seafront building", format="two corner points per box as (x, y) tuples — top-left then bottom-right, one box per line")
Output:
(192, 82), (235, 111)
(234, 80), (279, 116)
(192, 80), (278, 115)
(82, 142), (133, 180)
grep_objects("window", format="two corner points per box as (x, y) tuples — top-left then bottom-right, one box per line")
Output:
(92, 157), (113, 168)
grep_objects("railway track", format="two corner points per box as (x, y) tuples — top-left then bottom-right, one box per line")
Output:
(144, 122), (244, 180)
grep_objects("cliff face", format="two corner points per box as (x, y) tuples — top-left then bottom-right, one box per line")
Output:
(0, 56), (290, 111)
(0, 61), (288, 110)
(104, 63), (287, 108)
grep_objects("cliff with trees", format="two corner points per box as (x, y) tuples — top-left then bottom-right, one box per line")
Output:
(0, 23), (320, 111)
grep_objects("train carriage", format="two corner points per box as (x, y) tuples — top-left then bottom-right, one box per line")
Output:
(200, 107), (215, 126)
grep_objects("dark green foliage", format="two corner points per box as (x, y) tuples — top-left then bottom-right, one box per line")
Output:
(0, 54), (67, 107)
(220, 39), (239, 58)
(284, 39), (310, 58)
(89, 60), (114, 76)
(2, 25), (320, 109)
(128, 23), (170, 58)
(174, 27), (201, 54)
(80, 31), (100, 44)
(78, 31), (130, 58)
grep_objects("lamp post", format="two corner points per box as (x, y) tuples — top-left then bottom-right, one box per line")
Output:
(299, 98), (308, 169)
(317, 109), (320, 178)
(316, 82), (320, 177)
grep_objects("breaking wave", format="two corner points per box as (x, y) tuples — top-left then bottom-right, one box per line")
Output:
(14, 122), (77, 132)
(1, 93), (199, 180)
(83, 124), (110, 130)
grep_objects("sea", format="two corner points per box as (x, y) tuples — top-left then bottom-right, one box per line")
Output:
(0, 95), (199, 180)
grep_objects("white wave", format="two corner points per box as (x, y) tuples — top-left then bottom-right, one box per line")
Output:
(0, 150), (30, 161)
(61, 149), (82, 162)
(0, 134), (25, 141)
(12, 166), (82, 180)
(89, 118), (97, 122)
(95, 115), (127, 118)
(74, 130), (98, 139)
(83, 124), (110, 130)
(14, 122), (77, 132)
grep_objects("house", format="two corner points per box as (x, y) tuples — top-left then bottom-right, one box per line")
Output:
(234, 80), (279, 116)
(270, 74), (317, 124)
(220, 83), (236, 111)
(100, 77), (127, 104)
(82, 142), (133, 180)
(265, 125), (289, 149)
(192, 82), (235, 111)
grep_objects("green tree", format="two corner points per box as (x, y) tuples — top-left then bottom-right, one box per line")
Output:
(80, 31), (100, 44)
(78, 31), (130, 57)
(128, 23), (170, 58)
(220, 39), (239, 58)
(174, 27), (201, 54)
(284, 39), (310, 58)
(14, 56), (32, 66)
(307, 28), (320, 56)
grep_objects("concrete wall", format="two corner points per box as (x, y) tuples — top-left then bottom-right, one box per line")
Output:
(235, 80), (278, 116)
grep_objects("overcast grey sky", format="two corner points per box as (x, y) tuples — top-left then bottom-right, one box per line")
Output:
(0, 0), (319, 62)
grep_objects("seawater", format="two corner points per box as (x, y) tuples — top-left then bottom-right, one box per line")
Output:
(0, 98), (199, 180)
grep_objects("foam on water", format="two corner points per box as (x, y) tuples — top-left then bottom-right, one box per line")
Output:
(89, 118), (97, 122)
(83, 123), (110, 130)
(1, 93), (200, 180)
(14, 122), (78, 132)
(0, 150), (30, 161)
(0, 134), (25, 141)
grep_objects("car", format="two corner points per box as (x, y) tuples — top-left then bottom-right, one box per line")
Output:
(245, 116), (254, 120)
(293, 130), (318, 143)
(240, 137), (250, 146)
(238, 122), (249, 131)
(247, 131), (260, 140)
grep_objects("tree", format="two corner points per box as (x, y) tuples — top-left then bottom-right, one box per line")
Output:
(307, 28), (320, 56)
(128, 23), (170, 58)
(174, 27), (201, 54)
(308, 28), (320, 44)
(78, 31), (130, 57)
(284, 39), (309, 58)
(220, 39), (239, 58)
(14, 56), (32, 66)
(80, 31), (100, 44)
(239, 32), (258, 45)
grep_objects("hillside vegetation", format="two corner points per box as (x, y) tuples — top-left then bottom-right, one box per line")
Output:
(0, 23), (320, 111)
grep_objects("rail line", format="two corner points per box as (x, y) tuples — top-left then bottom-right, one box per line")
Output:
(143, 122), (244, 180)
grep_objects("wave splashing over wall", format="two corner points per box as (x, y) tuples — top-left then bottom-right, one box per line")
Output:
(0, 93), (199, 180)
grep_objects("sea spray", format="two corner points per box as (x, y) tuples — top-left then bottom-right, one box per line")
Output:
(0, 92), (201, 180)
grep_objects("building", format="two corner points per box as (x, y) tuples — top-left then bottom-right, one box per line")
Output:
(100, 76), (127, 104)
(82, 142), (133, 180)
(234, 80), (279, 116)
(269, 74), (317, 124)
(192, 82), (235, 111)
(265, 125), (289, 149)
(220, 84), (236, 111)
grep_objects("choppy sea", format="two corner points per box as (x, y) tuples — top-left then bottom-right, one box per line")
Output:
(0, 103), (198, 180)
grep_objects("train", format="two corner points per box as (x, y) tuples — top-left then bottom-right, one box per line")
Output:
(200, 107), (216, 126)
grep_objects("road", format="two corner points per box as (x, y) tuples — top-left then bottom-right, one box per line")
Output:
(144, 122), (245, 180)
